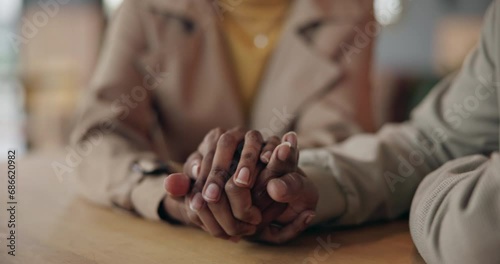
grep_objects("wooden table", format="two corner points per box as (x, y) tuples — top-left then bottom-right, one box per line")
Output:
(0, 151), (425, 264)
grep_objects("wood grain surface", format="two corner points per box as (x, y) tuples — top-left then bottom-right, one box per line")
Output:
(0, 151), (425, 264)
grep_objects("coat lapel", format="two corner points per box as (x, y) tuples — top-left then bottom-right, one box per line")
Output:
(145, 0), (244, 124)
(141, 0), (245, 159)
(143, 0), (369, 140)
(250, 0), (346, 135)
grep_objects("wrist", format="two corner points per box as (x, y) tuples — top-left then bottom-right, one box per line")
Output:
(299, 164), (346, 225)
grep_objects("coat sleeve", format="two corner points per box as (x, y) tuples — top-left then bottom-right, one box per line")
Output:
(70, 0), (167, 220)
(301, 0), (499, 225)
(409, 153), (500, 264)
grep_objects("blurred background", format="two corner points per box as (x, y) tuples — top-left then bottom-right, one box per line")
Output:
(0, 0), (493, 160)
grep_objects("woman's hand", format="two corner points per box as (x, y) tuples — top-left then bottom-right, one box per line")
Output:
(163, 127), (318, 243)
(185, 127), (281, 239)
(164, 127), (278, 240)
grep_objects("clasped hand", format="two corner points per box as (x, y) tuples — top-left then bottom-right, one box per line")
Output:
(162, 127), (318, 244)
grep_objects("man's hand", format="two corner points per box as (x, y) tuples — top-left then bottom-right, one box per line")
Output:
(249, 132), (319, 244)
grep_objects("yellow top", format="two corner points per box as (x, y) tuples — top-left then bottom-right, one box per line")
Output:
(221, 0), (291, 118)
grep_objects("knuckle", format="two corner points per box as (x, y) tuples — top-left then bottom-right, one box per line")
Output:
(212, 167), (230, 182)
(204, 150), (215, 162)
(246, 130), (263, 142)
(224, 180), (242, 194)
(242, 151), (258, 164)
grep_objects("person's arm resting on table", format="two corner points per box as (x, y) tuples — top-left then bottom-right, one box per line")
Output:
(71, 0), (170, 220)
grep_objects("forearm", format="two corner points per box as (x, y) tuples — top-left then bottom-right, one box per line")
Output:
(300, 122), (442, 226)
(410, 153), (500, 264)
(72, 131), (166, 220)
(300, 19), (500, 225)
(69, 0), (174, 220)
(300, 163), (346, 225)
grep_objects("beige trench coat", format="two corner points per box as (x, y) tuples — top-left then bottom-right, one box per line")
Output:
(71, 0), (375, 220)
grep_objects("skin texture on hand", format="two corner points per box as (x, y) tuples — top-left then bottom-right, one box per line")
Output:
(248, 133), (319, 244)
(192, 128), (260, 238)
(162, 173), (203, 228)
(163, 128), (319, 243)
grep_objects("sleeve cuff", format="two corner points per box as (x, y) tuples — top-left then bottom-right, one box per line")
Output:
(300, 163), (347, 226)
(130, 174), (167, 221)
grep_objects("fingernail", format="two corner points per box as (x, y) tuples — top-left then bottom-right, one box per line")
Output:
(304, 214), (315, 226)
(235, 167), (250, 186)
(277, 142), (291, 161)
(285, 132), (297, 146)
(163, 177), (171, 195)
(203, 183), (221, 202)
(275, 179), (287, 195)
(192, 164), (199, 178)
(189, 193), (204, 212)
(261, 151), (272, 163)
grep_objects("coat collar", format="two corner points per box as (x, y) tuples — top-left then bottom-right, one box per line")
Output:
(249, 0), (358, 132)
(151, 0), (371, 36)
(147, 0), (369, 133)
(249, 2), (341, 132)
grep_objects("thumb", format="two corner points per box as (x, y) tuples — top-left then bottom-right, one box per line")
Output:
(164, 173), (192, 197)
(266, 172), (304, 203)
